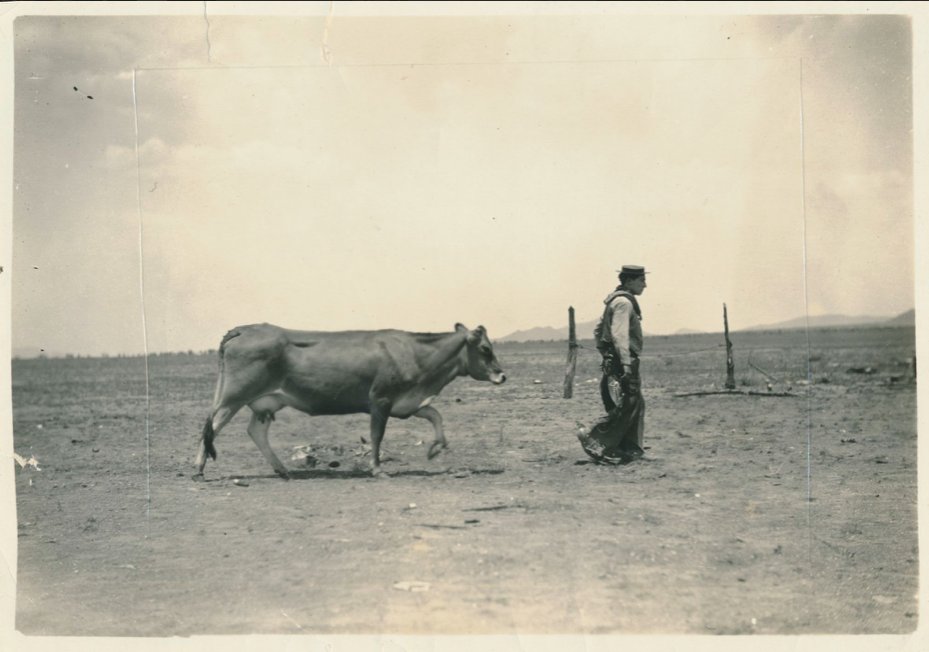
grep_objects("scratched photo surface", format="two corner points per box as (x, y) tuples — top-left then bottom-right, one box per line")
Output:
(7, 5), (921, 643)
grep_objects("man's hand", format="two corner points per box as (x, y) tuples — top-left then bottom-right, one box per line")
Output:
(620, 364), (640, 395)
(601, 352), (621, 376)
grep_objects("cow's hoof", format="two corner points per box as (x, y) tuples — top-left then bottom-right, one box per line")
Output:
(427, 441), (447, 460)
(192, 473), (205, 482)
(275, 469), (291, 481)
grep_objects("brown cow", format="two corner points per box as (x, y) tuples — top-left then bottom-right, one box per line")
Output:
(194, 323), (506, 479)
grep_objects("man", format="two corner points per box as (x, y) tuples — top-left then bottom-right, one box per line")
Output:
(578, 265), (648, 463)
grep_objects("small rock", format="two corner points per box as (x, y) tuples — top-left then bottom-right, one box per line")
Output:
(393, 581), (430, 592)
(232, 479), (249, 487)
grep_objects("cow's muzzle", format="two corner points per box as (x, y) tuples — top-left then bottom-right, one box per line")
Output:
(490, 372), (507, 385)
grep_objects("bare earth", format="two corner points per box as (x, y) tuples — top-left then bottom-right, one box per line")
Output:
(11, 327), (919, 637)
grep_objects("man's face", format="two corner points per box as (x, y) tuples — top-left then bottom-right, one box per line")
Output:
(626, 276), (647, 295)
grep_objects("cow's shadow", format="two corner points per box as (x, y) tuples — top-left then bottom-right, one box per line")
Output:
(196, 466), (505, 482)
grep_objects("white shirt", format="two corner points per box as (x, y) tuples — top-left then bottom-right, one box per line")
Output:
(609, 294), (643, 366)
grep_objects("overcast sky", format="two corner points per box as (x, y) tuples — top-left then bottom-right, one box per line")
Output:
(8, 4), (917, 356)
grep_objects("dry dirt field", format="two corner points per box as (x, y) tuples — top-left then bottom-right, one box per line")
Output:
(9, 326), (919, 638)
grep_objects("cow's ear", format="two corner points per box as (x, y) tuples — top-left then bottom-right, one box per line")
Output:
(467, 326), (485, 345)
(455, 323), (468, 333)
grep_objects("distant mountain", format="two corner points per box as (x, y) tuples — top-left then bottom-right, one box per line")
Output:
(498, 309), (914, 343)
(673, 328), (706, 335)
(886, 308), (915, 326)
(498, 319), (601, 343)
(499, 318), (672, 342)
(740, 313), (902, 332)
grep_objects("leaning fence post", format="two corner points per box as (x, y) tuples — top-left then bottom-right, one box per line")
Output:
(564, 306), (578, 398)
(724, 303), (736, 390)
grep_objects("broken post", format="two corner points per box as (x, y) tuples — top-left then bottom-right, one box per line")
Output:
(564, 306), (578, 398)
(724, 303), (736, 390)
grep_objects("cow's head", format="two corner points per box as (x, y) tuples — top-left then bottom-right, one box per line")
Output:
(456, 323), (506, 384)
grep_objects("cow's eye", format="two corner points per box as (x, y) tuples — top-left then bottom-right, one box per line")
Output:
(480, 346), (491, 356)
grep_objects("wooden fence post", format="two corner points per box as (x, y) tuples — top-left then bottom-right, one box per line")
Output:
(724, 303), (736, 390)
(564, 306), (578, 398)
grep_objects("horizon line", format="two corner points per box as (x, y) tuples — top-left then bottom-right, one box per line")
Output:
(11, 318), (917, 360)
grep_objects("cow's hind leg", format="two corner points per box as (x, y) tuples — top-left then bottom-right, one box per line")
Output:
(246, 408), (291, 480)
(413, 405), (447, 459)
(369, 399), (391, 476)
(193, 405), (240, 480)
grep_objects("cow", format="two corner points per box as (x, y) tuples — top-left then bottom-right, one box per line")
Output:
(194, 322), (506, 480)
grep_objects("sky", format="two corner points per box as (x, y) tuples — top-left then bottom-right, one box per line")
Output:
(7, 3), (919, 356)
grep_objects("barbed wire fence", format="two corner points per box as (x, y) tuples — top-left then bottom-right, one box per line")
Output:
(562, 304), (802, 398)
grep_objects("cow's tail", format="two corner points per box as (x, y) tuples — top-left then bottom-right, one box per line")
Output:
(202, 415), (217, 460)
(202, 328), (241, 461)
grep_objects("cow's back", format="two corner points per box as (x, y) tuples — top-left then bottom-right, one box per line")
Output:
(217, 325), (461, 415)
(220, 325), (399, 414)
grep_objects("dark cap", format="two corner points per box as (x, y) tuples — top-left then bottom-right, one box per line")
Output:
(617, 265), (647, 277)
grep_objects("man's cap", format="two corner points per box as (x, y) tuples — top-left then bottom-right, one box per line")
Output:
(617, 265), (647, 277)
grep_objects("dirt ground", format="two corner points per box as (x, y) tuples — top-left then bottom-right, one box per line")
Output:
(9, 327), (920, 638)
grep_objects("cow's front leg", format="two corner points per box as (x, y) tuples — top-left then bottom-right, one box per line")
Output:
(369, 399), (391, 476)
(413, 405), (447, 459)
